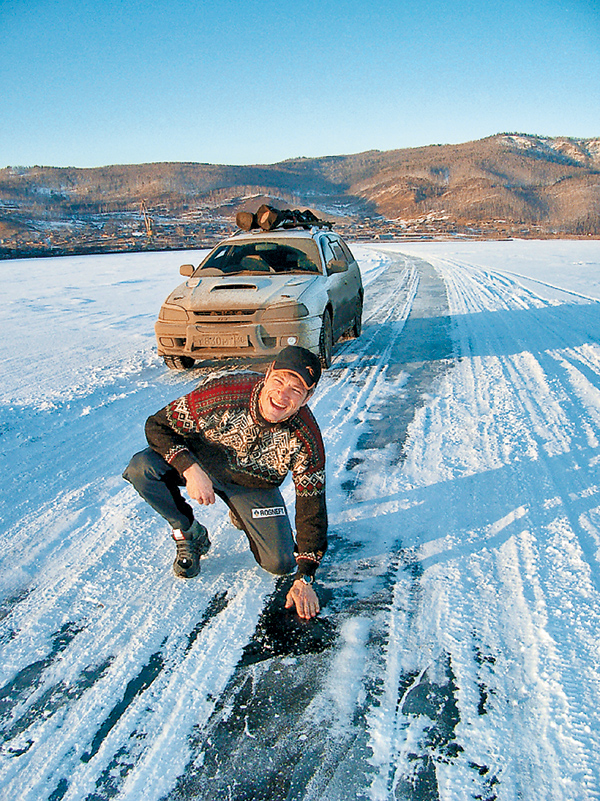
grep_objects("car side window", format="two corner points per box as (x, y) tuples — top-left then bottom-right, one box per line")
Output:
(337, 238), (355, 264)
(320, 238), (336, 270)
(327, 236), (349, 265)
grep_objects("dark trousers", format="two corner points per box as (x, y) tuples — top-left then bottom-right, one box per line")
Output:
(123, 448), (296, 576)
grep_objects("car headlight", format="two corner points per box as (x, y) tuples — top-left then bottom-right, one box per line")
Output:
(159, 305), (189, 322)
(261, 302), (310, 322)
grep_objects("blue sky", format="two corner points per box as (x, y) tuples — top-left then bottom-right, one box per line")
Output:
(2, 0), (599, 167)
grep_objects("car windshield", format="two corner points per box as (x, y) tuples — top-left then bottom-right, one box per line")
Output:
(197, 240), (322, 275)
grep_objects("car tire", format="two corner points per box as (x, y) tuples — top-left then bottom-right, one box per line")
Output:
(318, 310), (333, 369)
(351, 297), (363, 338)
(163, 355), (195, 370)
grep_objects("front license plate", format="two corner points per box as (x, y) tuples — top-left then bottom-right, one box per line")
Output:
(194, 333), (248, 348)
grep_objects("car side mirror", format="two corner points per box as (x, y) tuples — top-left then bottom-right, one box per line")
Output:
(327, 258), (347, 274)
(180, 264), (194, 277)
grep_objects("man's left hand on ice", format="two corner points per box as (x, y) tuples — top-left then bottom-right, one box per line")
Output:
(285, 579), (320, 619)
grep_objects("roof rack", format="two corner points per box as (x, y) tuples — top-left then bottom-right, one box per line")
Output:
(236, 205), (333, 233)
(277, 219), (333, 231)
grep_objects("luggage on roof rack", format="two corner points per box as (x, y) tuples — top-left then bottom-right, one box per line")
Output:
(236, 204), (333, 232)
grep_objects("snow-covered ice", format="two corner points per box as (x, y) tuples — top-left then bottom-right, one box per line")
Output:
(1, 239), (600, 800)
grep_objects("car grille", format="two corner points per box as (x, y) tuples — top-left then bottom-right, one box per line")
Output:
(192, 309), (256, 320)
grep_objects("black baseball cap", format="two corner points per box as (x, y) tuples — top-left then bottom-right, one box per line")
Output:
(271, 345), (322, 389)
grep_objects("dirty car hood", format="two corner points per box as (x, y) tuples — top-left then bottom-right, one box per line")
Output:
(167, 274), (319, 310)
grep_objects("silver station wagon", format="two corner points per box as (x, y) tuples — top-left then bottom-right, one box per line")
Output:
(155, 225), (363, 369)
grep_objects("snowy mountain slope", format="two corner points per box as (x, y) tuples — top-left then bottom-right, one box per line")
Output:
(1, 241), (600, 800)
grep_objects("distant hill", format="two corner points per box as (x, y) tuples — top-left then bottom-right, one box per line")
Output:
(1, 133), (599, 257)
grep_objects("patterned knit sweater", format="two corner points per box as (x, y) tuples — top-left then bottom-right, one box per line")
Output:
(145, 372), (327, 575)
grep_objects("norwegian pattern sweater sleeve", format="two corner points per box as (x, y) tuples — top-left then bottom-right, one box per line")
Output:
(144, 402), (199, 475)
(288, 407), (328, 578)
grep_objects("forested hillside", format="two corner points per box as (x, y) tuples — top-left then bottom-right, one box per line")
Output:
(2, 133), (599, 257)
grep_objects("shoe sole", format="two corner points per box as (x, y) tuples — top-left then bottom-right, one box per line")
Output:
(173, 565), (200, 578)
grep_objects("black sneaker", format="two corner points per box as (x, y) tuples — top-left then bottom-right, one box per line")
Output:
(172, 521), (211, 578)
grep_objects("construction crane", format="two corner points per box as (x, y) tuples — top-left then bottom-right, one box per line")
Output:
(140, 201), (153, 238)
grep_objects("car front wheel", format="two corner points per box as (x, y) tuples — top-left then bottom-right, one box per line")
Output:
(318, 310), (333, 368)
(163, 355), (195, 370)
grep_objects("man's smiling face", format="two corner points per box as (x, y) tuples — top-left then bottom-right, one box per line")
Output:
(258, 369), (311, 423)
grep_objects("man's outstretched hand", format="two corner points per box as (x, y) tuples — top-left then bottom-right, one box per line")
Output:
(285, 579), (320, 620)
(183, 463), (215, 505)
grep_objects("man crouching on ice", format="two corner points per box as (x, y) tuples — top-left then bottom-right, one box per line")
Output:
(123, 345), (327, 620)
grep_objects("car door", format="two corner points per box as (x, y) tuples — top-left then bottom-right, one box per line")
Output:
(336, 235), (363, 320)
(321, 234), (355, 337)
(319, 236), (348, 338)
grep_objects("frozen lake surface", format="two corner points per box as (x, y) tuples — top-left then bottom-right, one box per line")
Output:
(1, 239), (600, 800)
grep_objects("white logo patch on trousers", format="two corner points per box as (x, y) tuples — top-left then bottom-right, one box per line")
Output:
(252, 506), (286, 519)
